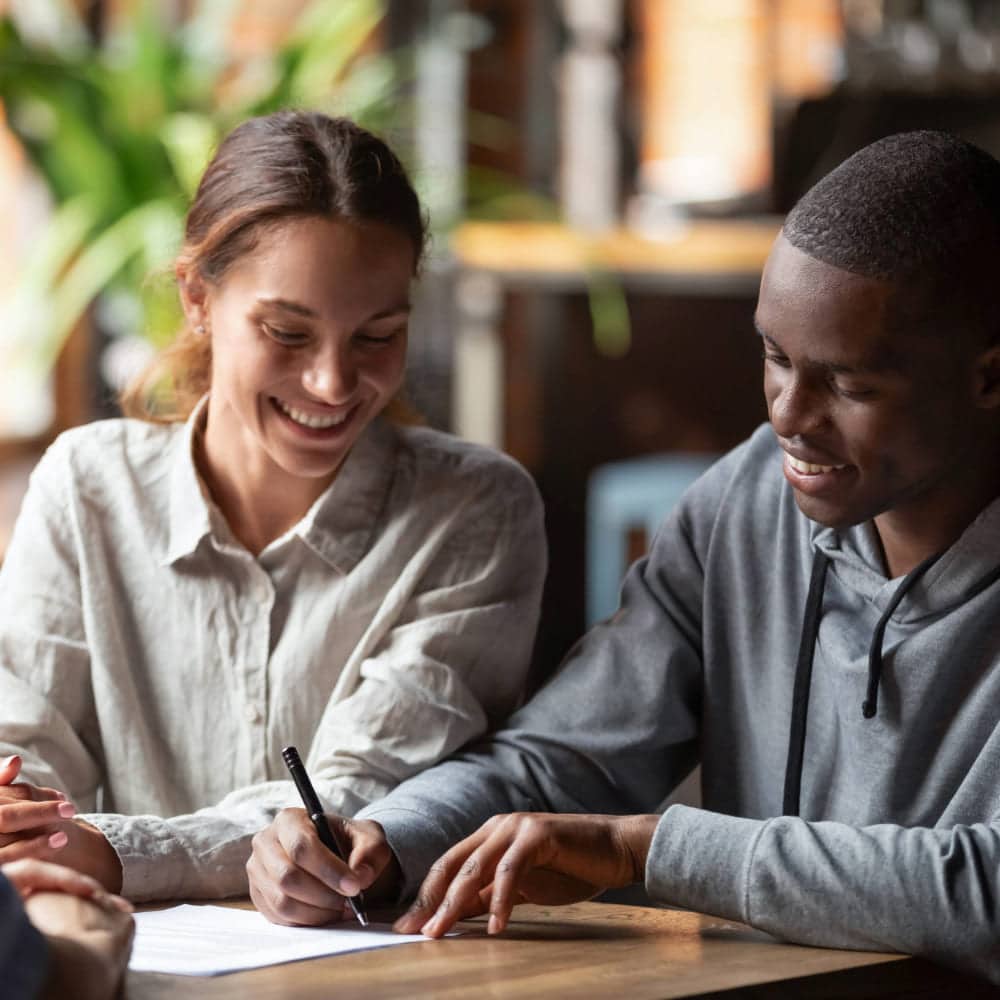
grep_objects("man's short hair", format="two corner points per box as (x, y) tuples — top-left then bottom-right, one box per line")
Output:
(783, 130), (1000, 345)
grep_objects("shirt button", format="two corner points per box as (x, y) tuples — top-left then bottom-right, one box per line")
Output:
(245, 705), (261, 724)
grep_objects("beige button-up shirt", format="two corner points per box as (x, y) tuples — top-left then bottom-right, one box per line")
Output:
(0, 407), (545, 901)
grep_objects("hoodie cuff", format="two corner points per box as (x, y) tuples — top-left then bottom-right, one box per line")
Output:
(355, 804), (456, 903)
(645, 804), (767, 923)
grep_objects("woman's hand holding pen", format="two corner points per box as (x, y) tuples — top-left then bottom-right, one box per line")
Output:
(0, 755), (123, 892)
(248, 807), (400, 926)
(393, 813), (661, 938)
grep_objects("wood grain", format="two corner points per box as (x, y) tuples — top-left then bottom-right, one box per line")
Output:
(125, 899), (990, 999)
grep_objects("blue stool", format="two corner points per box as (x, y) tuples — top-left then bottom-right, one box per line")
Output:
(586, 453), (718, 625)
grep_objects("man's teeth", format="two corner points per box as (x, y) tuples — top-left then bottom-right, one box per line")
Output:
(787, 455), (845, 475)
(277, 401), (349, 429)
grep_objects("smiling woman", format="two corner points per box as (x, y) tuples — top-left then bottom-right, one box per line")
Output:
(180, 213), (416, 554)
(0, 111), (547, 904)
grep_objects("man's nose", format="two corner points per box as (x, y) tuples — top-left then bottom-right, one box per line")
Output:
(768, 373), (825, 438)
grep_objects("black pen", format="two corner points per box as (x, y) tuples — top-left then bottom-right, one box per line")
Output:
(281, 745), (369, 927)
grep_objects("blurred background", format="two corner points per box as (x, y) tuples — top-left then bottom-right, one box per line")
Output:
(4, 0), (1000, 680)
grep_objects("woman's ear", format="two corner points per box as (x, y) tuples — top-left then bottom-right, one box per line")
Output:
(974, 340), (1000, 409)
(177, 266), (209, 330)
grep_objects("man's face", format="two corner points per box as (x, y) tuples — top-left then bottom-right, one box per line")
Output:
(757, 235), (985, 533)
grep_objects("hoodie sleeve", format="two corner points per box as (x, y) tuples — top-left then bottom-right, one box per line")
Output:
(359, 460), (715, 898)
(647, 805), (1000, 984)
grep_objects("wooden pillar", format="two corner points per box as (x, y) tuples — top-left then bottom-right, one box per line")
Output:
(558, 0), (624, 231)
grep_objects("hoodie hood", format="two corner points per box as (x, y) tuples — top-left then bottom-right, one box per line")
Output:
(809, 498), (1000, 622)
(783, 494), (1000, 815)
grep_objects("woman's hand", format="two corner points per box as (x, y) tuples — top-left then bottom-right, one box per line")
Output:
(0, 755), (76, 860)
(394, 813), (661, 938)
(0, 756), (123, 891)
(247, 807), (400, 926)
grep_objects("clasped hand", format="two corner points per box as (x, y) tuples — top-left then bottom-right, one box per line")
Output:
(0, 755), (122, 891)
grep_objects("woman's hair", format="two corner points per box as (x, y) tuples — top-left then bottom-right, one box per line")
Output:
(121, 110), (428, 422)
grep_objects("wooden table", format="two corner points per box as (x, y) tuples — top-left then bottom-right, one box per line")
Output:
(125, 900), (995, 999)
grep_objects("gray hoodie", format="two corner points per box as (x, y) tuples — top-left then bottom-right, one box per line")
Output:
(358, 422), (1000, 982)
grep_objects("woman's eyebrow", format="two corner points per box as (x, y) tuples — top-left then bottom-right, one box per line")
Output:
(256, 296), (316, 318)
(366, 302), (412, 321)
(256, 298), (412, 322)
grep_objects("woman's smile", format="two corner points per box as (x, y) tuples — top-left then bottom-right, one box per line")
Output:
(271, 396), (360, 435)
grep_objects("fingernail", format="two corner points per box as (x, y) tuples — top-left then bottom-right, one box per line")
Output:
(57, 801), (76, 818)
(48, 831), (68, 849)
(0, 755), (17, 769)
(488, 914), (500, 935)
(339, 875), (360, 896)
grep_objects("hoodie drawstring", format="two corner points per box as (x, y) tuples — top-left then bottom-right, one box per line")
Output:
(782, 551), (829, 816)
(782, 547), (943, 816)
(861, 550), (944, 718)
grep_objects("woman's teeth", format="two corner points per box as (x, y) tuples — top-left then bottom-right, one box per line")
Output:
(277, 400), (350, 429)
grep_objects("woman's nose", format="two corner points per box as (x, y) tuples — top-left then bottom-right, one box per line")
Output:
(302, 348), (357, 402)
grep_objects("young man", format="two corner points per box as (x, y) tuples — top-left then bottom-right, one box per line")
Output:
(247, 131), (1000, 983)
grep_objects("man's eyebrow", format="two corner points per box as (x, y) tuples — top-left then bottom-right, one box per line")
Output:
(753, 317), (905, 375)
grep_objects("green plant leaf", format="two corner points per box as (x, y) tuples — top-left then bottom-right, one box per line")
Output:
(42, 199), (182, 370)
(287, 0), (384, 106)
(1, 194), (99, 375)
(587, 272), (632, 358)
(160, 112), (218, 198)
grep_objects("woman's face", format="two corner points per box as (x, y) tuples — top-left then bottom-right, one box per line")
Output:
(189, 215), (414, 493)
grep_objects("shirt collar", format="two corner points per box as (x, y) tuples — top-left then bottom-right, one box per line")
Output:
(292, 415), (398, 574)
(159, 400), (399, 572)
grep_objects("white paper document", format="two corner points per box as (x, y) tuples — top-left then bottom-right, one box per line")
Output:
(129, 903), (429, 976)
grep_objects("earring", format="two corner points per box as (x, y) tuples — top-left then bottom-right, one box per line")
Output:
(195, 323), (206, 335)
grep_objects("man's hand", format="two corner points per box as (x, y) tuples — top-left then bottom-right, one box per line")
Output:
(4, 859), (133, 1000)
(394, 813), (661, 938)
(0, 756), (123, 891)
(247, 807), (400, 926)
